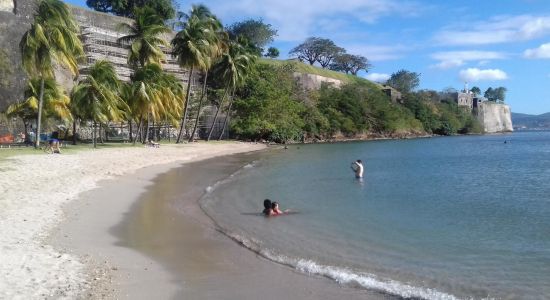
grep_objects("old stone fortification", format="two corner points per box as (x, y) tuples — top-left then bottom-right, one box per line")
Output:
(0, 0), (35, 111)
(0, 0), (192, 112)
(455, 89), (513, 133)
(293, 72), (342, 90)
(476, 102), (513, 133)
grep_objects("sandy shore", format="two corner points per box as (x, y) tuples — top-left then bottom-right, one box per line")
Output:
(49, 150), (388, 299)
(0, 142), (264, 299)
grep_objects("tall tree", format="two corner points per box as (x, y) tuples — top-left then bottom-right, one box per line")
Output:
(86, 0), (175, 20)
(71, 60), (127, 148)
(206, 37), (256, 141)
(187, 13), (225, 142)
(470, 86), (481, 96)
(19, 0), (83, 148)
(330, 54), (371, 75)
(265, 47), (279, 59)
(171, 4), (218, 143)
(117, 7), (171, 69)
(316, 40), (345, 68)
(289, 37), (343, 67)
(6, 78), (72, 141)
(129, 63), (183, 143)
(227, 19), (277, 54)
(386, 69), (420, 94)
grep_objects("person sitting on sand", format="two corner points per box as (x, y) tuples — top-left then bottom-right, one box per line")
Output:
(147, 140), (160, 148)
(48, 138), (61, 154)
(263, 199), (273, 216)
(351, 159), (364, 179)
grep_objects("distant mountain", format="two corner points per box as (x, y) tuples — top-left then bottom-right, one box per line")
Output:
(512, 112), (550, 129)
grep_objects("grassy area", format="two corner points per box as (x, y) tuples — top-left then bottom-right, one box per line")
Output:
(0, 141), (139, 161)
(259, 58), (381, 89)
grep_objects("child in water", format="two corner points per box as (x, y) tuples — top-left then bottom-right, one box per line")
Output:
(262, 199), (290, 216)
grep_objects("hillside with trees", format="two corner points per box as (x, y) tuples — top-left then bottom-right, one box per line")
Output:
(3, 0), (484, 147)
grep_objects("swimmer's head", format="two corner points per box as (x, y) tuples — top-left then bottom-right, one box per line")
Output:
(357, 159), (362, 163)
(263, 199), (272, 209)
(271, 201), (279, 209)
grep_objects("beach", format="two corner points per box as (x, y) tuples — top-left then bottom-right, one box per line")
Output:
(1, 142), (386, 299)
(0, 142), (265, 299)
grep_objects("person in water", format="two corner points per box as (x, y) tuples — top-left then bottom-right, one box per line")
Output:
(271, 201), (284, 215)
(351, 159), (364, 178)
(263, 199), (273, 216)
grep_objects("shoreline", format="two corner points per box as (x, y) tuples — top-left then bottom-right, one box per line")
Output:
(50, 147), (391, 299)
(0, 142), (265, 299)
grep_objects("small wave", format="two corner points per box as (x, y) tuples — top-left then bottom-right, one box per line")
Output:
(217, 229), (457, 300)
(205, 186), (213, 193)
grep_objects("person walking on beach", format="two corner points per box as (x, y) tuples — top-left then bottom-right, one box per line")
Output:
(351, 159), (364, 179)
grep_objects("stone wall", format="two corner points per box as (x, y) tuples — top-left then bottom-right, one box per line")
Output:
(0, 1), (195, 112)
(293, 72), (342, 90)
(476, 102), (513, 133)
(0, 0), (36, 111)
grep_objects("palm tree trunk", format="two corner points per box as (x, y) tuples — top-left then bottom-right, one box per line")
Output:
(145, 110), (151, 143)
(188, 71), (208, 142)
(72, 120), (77, 145)
(218, 90), (235, 141)
(134, 116), (143, 146)
(35, 78), (45, 148)
(129, 120), (133, 142)
(206, 88), (229, 141)
(176, 66), (194, 143)
(93, 121), (97, 148)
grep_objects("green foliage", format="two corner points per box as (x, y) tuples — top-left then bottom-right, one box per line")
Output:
(7, 78), (71, 122)
(117, 7), (171, 68)
(227, 19), (277, 53)
(231, 63), (304, 143)
(289, 37), (345, 68)
(86, 0), (175, 20)
(265, 47), (280, 59)
(387, 69), (420, 94)
(484, 86), (507, 102)
(329, 54), (371, 75)
(403, 93), (482, 135)
(20, 0), (84, 78)
(470, 86), (481, 96)
(260, 58), (378, 87)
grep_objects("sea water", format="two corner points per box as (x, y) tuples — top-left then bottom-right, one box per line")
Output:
(200, 132), (550, 299)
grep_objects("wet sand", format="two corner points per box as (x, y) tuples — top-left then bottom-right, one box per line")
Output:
(53, 152), (393, 299)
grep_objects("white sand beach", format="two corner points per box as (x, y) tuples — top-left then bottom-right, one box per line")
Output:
(0, 142), (265, 299)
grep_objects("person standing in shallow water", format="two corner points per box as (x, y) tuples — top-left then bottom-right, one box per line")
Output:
(351, 159), (364, 179)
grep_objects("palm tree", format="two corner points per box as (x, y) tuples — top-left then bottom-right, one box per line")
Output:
(19, 0), (83, 148)
(6, 78), (72, 143)
(171, 5), (219, 143)
(129, 63), (183, 144)
(117, 7), (171, 68)
(71, 60), (127, 148)
(208, 38), (257, 141)
(187, 16), (226, 142)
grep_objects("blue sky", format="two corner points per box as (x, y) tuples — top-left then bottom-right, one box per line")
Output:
(64, 0), (550, 114)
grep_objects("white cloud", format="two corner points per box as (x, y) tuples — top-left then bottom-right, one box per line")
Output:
(524, 43), (550, 58)
(365, 73), (390, 82)
(434, 15), (550, 46)
(200, 0), (424, 41)
(458, 68), (508, 82)
(430, 51), (507, 69)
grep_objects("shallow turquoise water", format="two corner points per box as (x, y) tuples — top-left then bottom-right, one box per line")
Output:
(201, 132), (550, 299)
